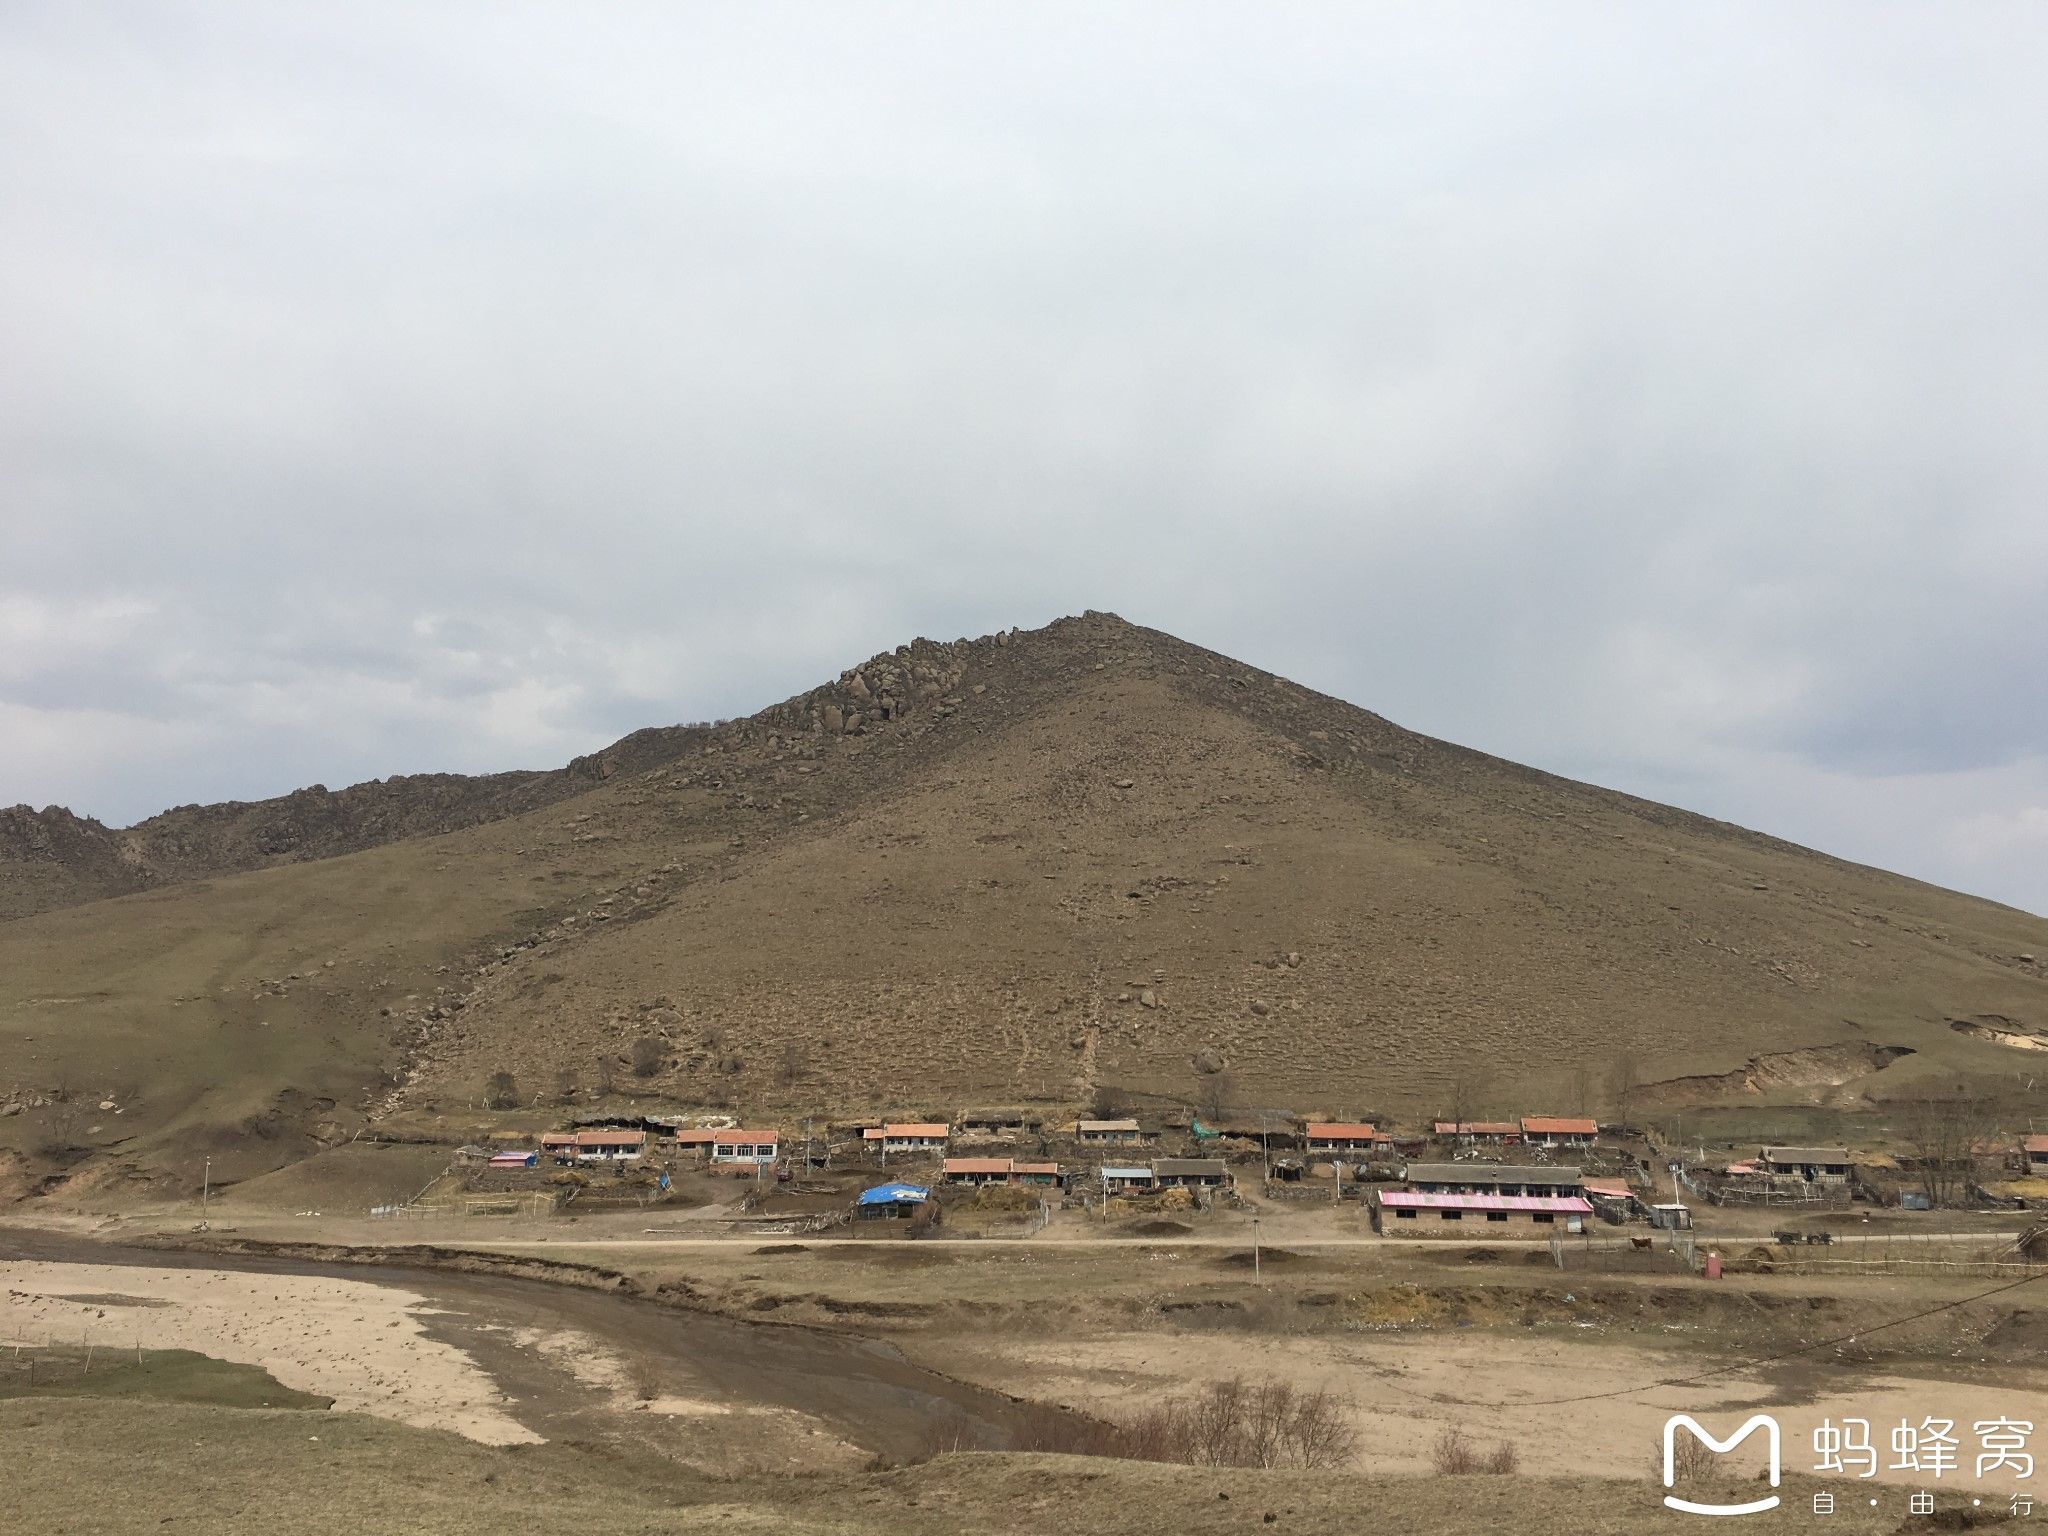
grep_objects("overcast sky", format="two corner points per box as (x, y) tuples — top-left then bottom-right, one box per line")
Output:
(3, 5), (2045, 914)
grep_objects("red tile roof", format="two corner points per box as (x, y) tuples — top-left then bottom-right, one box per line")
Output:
(574, 1130), (646, 1147)
(712, 1129), (778, 1146)
(1305, 1122), (1382, 1141)
(1432, 1121), (1519, 1136)
(1521, 1117), (1598, 1137)
(2025, 1134), (2048, 1155)
(882, 1122), (950, 1138)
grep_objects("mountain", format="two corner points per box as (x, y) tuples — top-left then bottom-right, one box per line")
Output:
(2, 611), (2043, 1200)
(0, 729), (701, 921)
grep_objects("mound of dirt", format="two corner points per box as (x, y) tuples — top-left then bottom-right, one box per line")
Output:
(751, 1243), (809, 1255)
(1214, 1247), (1304, 1269)
(1983, 1309), (2048, 1359)
(1121, 1219), (1194, 1237)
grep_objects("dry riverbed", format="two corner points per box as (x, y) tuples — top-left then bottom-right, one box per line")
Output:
(0, 1260), (541, 1443)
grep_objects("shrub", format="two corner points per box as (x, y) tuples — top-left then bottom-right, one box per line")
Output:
(1661, 1430), (1718, 1485)
(483, 1071), (519, 1110)
(624, 1357), (662, 1402)
(1432, 1425), (1519, 1476)
(629, 1038), (665, 1078)
(1009, 1375), (1357, 1470)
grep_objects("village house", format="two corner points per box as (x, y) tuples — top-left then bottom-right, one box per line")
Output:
(1370, 1189), (1592, 1236)
(1520, 1116), (1598, 1150)
(864, 1122), (951, 1157)
(1100, 1165), (1157, 1195)
(941, 1156), (1061, 1188)
(2024, 1134), (2048, 1172)
(1403, 1163), (1584, 1199)
(1431, 1120), (1519, 1146)
(1760, 1146), (1852, 1186)
(710, 1129), (779, 1165)
(540, 1131), (579, 1165)
(855, 1183), (929, 1221)
(669, 1128), (719, 1155)
(1581, 1176), (1639, 1223)
(1077, 1118), (1146, 1146)
(1303, 1121), (1385, 1156)
(941, 1157), (1012, 1187)
(487, 1148), (538, 1169)
(574, 1129), (647, 1164)
(1153, 1157), (1230, 1190)
(955, 1109), (1038, 1136)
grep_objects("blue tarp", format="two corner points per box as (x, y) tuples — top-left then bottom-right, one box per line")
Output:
(858, 1183), (930, 1206)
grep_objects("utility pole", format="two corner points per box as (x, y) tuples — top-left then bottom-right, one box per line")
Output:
(1251, 1215), (1262, 1281)
(201, 1156), (211, 1221)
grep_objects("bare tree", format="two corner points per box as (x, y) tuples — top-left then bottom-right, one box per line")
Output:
(1894, 1082), (1997, 1207)
(1446, 1069), (1491, 1135)
(483, 1071), (519, 1111)
(550, 1066), (579, 1106)
(629, 1037), (666, 1079)
(776, 1038), (809, 1089)
(34, 1096), (87, 1160)
(1568, 1066), (1595, 1119)
(1090, 1083), (1131, 1120)
(1605, 1053), (1641, 1130)
(1194, 1071), (1237, 1126)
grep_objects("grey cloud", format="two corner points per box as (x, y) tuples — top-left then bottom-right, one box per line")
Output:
(3, 3), (2046, 911)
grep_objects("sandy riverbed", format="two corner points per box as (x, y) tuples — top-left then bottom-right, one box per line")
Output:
(0, 1260), (541, 1444)
(920, 1329), (2045, 1493)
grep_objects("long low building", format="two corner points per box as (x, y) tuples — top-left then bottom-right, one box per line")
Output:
(864, 1122), (951, 1156)
(1303, 1122), (1385, 1155)
(1371, 1189), (1591, 1235)
(1403, 1163), (1584, 1198)
(1760, 1146), (1852, 1183)
(941, 1156), (1061, 1187)
(710, 1129), (779, 1164)
(1154, 1157), (1230, 1189)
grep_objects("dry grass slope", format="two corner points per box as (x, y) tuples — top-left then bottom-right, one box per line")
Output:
(2, 612), (2043, 1197)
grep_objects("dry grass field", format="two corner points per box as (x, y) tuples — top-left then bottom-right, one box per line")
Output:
(0, 1368), (2011, 1536)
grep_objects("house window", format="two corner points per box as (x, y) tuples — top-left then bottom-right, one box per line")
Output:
(1440, 1210), (1462, 1221)
(1533, 1213), (1555, 1224)
(1394, 1209), (1415, 1220)
(1486, 1212), (1508, 1223)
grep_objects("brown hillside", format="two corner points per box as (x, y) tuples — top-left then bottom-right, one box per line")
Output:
(1, 612), (2044, 1198)
(0, 727), (705, 921)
